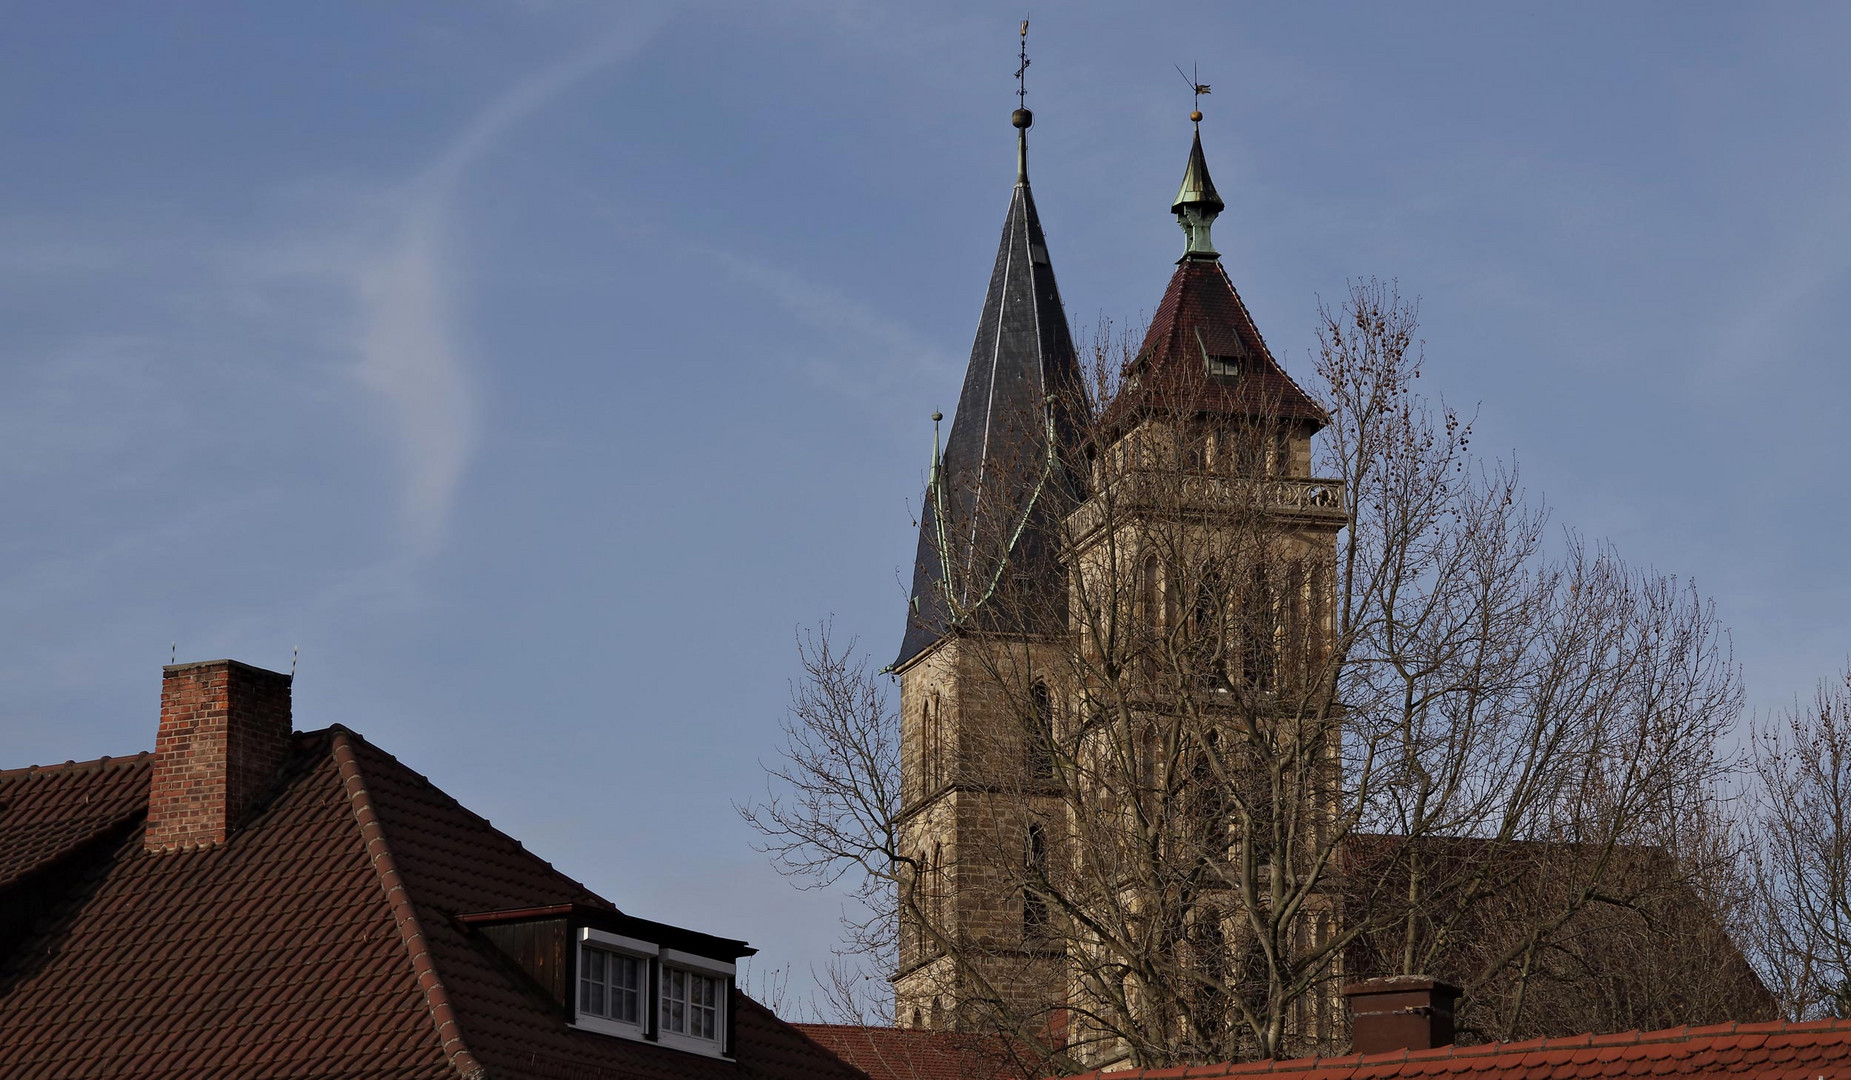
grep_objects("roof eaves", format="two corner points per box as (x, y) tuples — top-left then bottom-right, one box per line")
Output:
(456, 902), (756, 962)
(332, 728), (488, 1080)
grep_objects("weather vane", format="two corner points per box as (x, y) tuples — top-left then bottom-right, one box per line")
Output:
(1016, 18), (1031, 109)
(1175, 62), (1210, 124)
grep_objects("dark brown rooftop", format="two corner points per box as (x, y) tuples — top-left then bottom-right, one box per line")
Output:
(0, 727), (869, 1080)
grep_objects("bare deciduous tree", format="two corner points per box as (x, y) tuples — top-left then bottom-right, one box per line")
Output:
(746, 281), (1748, 1068)
(1746, 665), (1851, 1019)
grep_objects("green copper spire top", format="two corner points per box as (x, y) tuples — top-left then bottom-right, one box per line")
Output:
(1172, 120), (1224, 260)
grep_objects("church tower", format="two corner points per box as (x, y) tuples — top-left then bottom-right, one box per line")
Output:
(894, 92), (1346, 1059)
(891, 79), (1087, 1035)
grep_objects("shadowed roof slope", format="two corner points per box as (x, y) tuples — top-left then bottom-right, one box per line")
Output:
(794, 1024), (1032, 1080)
(895, 118), (1087, 671)
(0, 752), (150, 889)
(0, 728), (871, 1080)
(1059, 1017), (1851, 1080)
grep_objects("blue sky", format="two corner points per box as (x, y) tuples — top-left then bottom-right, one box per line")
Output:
(4, 2), (1850, 1012)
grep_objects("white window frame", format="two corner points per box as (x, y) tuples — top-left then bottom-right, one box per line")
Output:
(656, 949), (734, 1058)
(571, 929), (656, 1041)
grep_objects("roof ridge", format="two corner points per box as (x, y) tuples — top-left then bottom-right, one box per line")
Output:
(328, 724), (610, 909)
(331, 728), (488, 1080)
(1210, 262), (1322, 414)
(0, 750), (151, 779)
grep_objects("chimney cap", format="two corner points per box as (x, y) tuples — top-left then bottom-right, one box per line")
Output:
(1343, 975), (1461, 998)
(163, 658), (291, 682)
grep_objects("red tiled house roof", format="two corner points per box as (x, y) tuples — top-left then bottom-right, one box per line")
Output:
(0, 705), (869, 1080)
(794, 1025), (1034, 1080)
(1062, 1018), (1851, 1079)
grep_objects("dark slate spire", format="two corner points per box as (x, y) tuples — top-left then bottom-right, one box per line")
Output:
(895, 107), (1086, 670)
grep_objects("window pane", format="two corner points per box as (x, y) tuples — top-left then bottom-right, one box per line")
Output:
(663, 969), (687, 1033)
(586, 947), (609, 1016)
(615, 956), (640, 1024)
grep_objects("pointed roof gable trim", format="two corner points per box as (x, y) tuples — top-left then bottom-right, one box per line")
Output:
(333, 728), (486, 1080)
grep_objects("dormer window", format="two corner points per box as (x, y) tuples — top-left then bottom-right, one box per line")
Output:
(1205, 353), (1240, 378)
(456, 904), (746, 1062)
(580, 943), (644, 1025)
(575, 929), (655, 1039)
(656, 949), (735, 1055)
(663, 966), (721, 1040)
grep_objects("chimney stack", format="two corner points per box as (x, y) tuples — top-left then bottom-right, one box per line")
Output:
(1344, 976), (1461, 1055)
(145, 659), (293, 853)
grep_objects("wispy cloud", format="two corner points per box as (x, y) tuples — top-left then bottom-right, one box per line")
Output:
(713, 249), (947, 371)
(356, 16), (663, 553)
(711, 248), (958, 429)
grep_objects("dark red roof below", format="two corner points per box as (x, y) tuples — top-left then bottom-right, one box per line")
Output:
(1061, 1017), (1851, 1079)
(0, 728), (870, 1080)
(795, 1025), (1032, 1080)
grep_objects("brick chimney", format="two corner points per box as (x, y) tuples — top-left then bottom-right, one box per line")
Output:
(145, 659), (293, 853)
(1344, 976), (1461, 1055)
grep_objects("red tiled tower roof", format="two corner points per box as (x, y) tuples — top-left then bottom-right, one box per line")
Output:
(1109, 120), (1324, 430)
(1125, 258), (1325, 426)
(0, 728), (870, 1080)
(1060, 1017), (1851, 1080)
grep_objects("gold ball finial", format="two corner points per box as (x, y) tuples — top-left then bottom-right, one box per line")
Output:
(1190, 109), (1203, 123)
(1012, 108), (1033, 130)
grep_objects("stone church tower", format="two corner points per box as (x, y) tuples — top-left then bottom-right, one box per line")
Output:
(891, 99), (1345, 1052)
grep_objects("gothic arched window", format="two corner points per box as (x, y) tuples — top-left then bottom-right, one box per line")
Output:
(1190, 562), (1226, 677)
(1027, 681), (1055, 780)
(1242, 561), (1277, 691)
(1024, 822), (1049, 938)
(931, 842), (945, 957)
(1140, 553), (1161, 626)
